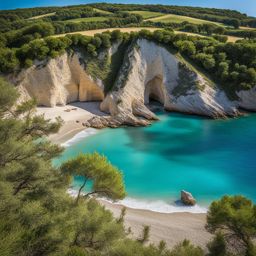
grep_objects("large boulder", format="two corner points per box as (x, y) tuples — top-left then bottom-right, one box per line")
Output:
(181, 190), (196, 206)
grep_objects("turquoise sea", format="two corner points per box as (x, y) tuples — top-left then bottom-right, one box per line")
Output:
(55, 112), (256, 213)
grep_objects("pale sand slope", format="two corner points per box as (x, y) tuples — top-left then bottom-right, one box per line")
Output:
(100, 200), (211, 249)
(38, 102), (211, 249)
(36, 101), (108, 144)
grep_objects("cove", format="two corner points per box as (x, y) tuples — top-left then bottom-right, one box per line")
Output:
(55, 111), (256, 211)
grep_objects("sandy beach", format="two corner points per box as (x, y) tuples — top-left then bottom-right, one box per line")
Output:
(36, 101), (108, 144)
(38, 103), (210, 249)
(100, 200), (210, 249)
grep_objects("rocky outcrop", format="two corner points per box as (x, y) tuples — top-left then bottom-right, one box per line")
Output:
(8, 38), (256, 128)
(237, 86), (256, 111)
(10, 52), (104, 107)
(101, 39), (239, 123)
(181, 190), (196, 206)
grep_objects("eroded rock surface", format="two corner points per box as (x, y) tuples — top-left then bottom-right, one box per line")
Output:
(101, 39), (240, 123)
(9, 38), (256, 128)
(11, 53), (104, 107)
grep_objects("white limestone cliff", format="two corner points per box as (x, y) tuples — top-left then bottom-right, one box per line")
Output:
(12, 52), (104, 107)
(101, 39), (238, 123)
(237, 87), (256, 111)
(9, 38), (256, 128)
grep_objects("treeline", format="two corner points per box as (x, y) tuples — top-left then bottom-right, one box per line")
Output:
(1, 29), (255, 97)
(0, 11), (142, 47)
(49, 6), (112, 21)
(225, 29), (256, 39)
(180, 23), (256, 39)
(88, 3), (256, 28)
(0, 10), (142, 35)
(143, 29), (256, 97)
(53, 13), (142, 34)
(0, 77), (256, 255)
(0, 7), (58, 20)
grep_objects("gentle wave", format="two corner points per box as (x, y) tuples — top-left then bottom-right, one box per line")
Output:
(105, 197), (208, 214)
(61, 128), (98, 147)
(67, 189), (207, 214)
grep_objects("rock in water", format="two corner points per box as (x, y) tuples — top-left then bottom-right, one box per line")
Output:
(181, 190), (196, 206)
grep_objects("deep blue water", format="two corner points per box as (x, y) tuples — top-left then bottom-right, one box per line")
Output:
(55, 112), (256, 211)
(1, 0), (255, 17)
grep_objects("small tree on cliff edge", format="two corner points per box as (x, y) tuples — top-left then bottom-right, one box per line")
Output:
(206, 195), (256, 256)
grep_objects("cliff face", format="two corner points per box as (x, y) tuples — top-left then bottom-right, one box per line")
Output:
(10, 39), (256, 127)
(237, 87), (256, 111)
(101, 39), (238, 125)
(12, 52), (104, 107)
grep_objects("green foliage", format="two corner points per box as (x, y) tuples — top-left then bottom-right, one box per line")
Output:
(60, 153), (126, 202)
(206, 195), (256, 255)
(137, 225), (150, 244)
(0, 78), (178, 256)
(5, 22), (55, 48)
(0, 48), (19, 73)
(1, 71), (256, 255)
(175, 40), (196, 56)
(72, 199), (125, 250)
(0, 77), (18, 114)
(206, 232), (227, 256)
(170, 240), (204, 256)
(0, 2), (255, 99)
(0, 78), (69, 255)
(103, 39), (131, 93)
(194, 53), (215, 70)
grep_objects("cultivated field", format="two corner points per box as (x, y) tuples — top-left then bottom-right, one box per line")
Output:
(175, 31), (242, 42)
(128, 11), (165, 19)
(148, 14), (224, 26)
(28, 12), (56, 19)
(54, 26), (242, 42)
(65, 16), (109, 23)
(240, 26), (256, 31)
(54, 27), (160, 37)
(93, 8), (112, 15)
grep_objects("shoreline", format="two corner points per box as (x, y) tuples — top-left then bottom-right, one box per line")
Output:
(39, 103), (210, 248)
(68, 189), (210, 248)
(36, 101), (107, 144)
(99, 199), (211, 249)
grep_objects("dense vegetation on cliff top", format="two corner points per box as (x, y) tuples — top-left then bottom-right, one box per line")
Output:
(0, 27), (256, 98)
(0, 3), (255, 98)
(1, 3), (256, 35)
(0, 77), (256, 256)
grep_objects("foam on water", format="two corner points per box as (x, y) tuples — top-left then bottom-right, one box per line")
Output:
(61, 128), (97, 147)
(67, 189), (207, 213)
(103, 197), (207, 213)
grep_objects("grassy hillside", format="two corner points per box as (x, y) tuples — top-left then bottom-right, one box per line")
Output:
(54, 27), (160, 37)
(128, 10), (165, 19)
(28, 12), (56, 19)
(65, 16), (109, 23)
(148, 14), (224, 26)
(92, 7), (113, 15)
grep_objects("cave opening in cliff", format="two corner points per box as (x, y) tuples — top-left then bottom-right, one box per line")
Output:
(144, 75), (165, 106)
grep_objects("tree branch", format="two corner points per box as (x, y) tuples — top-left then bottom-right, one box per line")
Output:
(76, 178), (88, 204)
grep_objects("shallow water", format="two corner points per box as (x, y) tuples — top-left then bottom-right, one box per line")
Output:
(55, 112), (256, 212)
